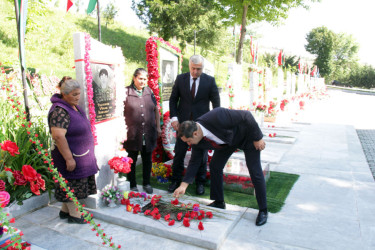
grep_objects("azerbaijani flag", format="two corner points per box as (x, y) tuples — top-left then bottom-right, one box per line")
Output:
(87, 0), (97, 14)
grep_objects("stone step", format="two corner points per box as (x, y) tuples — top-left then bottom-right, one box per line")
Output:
(83, 190), (247, 250)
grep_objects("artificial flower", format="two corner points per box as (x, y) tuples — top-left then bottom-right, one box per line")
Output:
(0, 180), (5, 191)
(0, 191), (10, 207)
(0, 140), (20, 156)
(206, 211), (213, 219)
(22, 165), (37, 182)
(13, 171), (27, 186)
(168, 220), (175, 226)
(198, 221), (204, 231)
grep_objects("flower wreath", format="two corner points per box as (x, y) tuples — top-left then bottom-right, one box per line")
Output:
(145, 36), (182, 162)
(83, 33), (97, 145)
(161, 111), (175, 160)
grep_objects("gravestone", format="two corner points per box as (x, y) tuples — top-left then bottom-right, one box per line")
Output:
(159, 46), (179, 113)
(264, 67), (272, 103)
(291, 73), (296, 96)
(73, 32), (127, 205)
(249, 68), (259, 106)
(203, 57), (215, 77)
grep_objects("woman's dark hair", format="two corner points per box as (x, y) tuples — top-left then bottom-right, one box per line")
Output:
(178, 121), (198, 138)
(58, 76), (72, 88)
(131, 68), (148, 85)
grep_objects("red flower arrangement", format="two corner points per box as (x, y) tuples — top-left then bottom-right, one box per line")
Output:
(122, 191), (213, 231)
(108, 156), (133, 175)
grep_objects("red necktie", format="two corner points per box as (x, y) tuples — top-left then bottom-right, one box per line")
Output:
(191, 78), (197, 99)
(203, 136), (224, 149)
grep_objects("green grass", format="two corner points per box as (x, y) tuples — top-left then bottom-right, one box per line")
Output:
(135, 166), (299, 213)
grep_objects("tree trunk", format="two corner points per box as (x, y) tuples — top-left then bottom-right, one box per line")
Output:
(236, 3), (249, 64)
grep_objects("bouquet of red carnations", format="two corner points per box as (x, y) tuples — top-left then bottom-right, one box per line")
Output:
(108, 156), (133, 174)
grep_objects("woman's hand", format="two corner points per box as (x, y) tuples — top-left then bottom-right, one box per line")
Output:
(66, 158), (76, 172)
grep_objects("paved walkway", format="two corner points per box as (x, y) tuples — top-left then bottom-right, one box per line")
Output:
(11, 88), (375, 249)
(356, 130), (375, 180)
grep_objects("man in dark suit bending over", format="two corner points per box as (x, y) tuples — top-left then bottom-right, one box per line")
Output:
(173, 107), (268, 226)
(168, 55), (220, 195)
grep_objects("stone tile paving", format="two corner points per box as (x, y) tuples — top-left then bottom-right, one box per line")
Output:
(356, 129), (375, 180)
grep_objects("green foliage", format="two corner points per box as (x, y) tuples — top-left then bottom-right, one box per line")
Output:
(305, 26), (359, 82)
(0, 71), (54, 205)
(338, 64), (375, 89)
(102, 0), (119, 27)
(132, 0), (231, 54)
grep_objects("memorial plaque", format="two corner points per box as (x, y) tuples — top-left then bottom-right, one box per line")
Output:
(91, 63), (117, 123)
(161, 59), (175, 102)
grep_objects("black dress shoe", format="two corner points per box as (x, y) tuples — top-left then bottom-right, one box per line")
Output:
(59, 210), (69, 219)
(168, 182), (180, 193)
(256, 211), (268, 226)
(143, 184), (153, 194)
(196, 183), (205, 195)
(68, 215), (85, 224)
(207, 201), (226, 209)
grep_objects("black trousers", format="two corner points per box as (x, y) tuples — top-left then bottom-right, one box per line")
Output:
(171, 137), (208, 184)
(127, 146), (152, 188)
(209, 146), (267, 210)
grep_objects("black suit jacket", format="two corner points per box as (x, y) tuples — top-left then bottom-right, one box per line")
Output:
(182, 107), (263, 183)
(169, 72), (220, 122)
(196, 107), (263, 149)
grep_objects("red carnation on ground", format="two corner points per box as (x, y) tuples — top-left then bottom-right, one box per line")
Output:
(198, 221), (204, 230)
(206, 211), (213, 219)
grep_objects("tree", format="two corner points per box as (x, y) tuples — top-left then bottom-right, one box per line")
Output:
(103, 1), (119, 27)
(305, 26), (359, 81)
(217, 0), (319, 64)
(132, 0), (229, 53)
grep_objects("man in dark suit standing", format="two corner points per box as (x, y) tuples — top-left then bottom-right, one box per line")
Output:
(168, 55), (220, 195)
(173, 107), (268, 226)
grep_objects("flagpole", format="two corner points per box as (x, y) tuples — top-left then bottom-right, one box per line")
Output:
(97, 0), (101, 42)
(14, 0), (30, 121)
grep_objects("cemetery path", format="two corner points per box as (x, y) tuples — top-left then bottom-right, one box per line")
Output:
(12, 87), (375, 250)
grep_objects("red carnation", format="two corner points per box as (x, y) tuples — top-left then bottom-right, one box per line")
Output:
(198, 221), (204, 231)
(0, 180), (5, 191)
(13, 171), (27, 186)
(22, 165), (37, 182)
(0, 140), (20, 156)
(168, 219), (175, 226)
(206, 211), (213, 219)
(183, 217), (190, 227)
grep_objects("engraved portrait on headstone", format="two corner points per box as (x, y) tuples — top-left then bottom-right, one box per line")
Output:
(91, 64), (116, 123)
(159, 47), (178, 106)
(162, 60), (174, 84)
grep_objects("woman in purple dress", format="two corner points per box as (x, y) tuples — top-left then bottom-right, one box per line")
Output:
(48, 78), (98, 224)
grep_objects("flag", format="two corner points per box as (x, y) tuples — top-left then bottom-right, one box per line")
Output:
(278, 50), (283, 66)
(298, 58), (302, 74)
(250, 36), (254, 62)
(67, 0), (73, 12)
(17, 0), (28, 68)
(87, 0), (97, 14)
